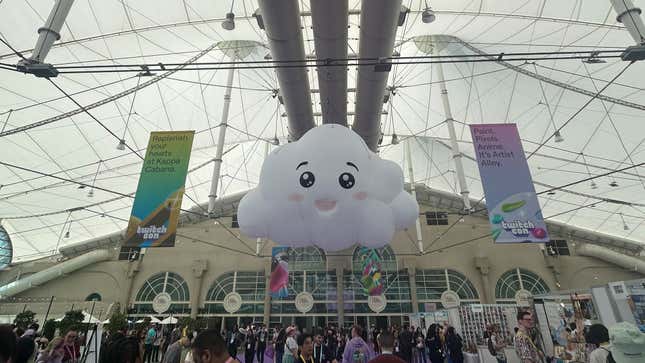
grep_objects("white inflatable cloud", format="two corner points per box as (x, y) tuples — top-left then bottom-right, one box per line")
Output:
(237, 124), (419, 251)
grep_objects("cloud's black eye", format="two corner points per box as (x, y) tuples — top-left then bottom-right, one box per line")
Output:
(338, 172), (355, 189)
(299, 171), (315, 188)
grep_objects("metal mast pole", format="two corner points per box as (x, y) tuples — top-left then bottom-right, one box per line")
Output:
(405, 139), (424, 253)
(433, 47), (471, 212)
(208, 58), (236, 215)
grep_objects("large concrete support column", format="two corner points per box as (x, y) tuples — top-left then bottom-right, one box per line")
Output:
(408, 267), (419, 313)
(190, 260), (208, 319)
(336, 266), (344, 327)
(122, 257), (143, 313)
(263, 260), (272, 326)
(475, 257), (492, 303)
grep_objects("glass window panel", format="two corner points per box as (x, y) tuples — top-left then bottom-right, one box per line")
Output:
(495, 268), (550, 301)
(134, 272), (190, 305)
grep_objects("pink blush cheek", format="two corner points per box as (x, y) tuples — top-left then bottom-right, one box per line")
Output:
(353, 191), (367, 200)
(288, 193), (304, 202)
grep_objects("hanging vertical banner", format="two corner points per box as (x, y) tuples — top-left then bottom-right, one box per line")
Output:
(124, 131), (194, 248)
(270, 247), (290, 299)
(357, 247), (385, 296)
(470, 124), (549, 243)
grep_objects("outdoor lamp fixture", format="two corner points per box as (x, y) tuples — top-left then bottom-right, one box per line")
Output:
(87, 189), (94, 198)
(222, 12), (235, 30)
(422, 1), (436, 24)
(116, 139), (126, 151)
(553, 130), (564, 143)
(222, 0), (236, 31)
(391, 133), (400, 145)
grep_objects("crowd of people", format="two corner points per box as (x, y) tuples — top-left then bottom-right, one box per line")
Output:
(2, 312), (643, 363)
(0, 324), (82, 363)
(220, 322), (470, 363)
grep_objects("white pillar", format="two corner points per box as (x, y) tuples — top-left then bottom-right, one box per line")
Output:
(433, 49), (471, 211)
(610, 0), (645, 45)
(29, 0), (75, 63)
(208, 62), (236, 215)
(405, 139), (423, 253)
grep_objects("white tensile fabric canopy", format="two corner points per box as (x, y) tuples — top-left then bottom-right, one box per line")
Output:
(1, 1), (645, 262)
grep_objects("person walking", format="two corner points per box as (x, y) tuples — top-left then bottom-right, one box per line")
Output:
(274, 328), (286, 363)
(445, 327), (463, 363)
(586, 324), (610, 363)
(153, 327), (163, 362)
(368, 333), (406, 363)
(227, 326), (239, 360)
(342, 325), (374, 363)
(487, 325), (506, 363)
(514, 311), (542, 363)
(398, 326), (413, 363)
(191, 329), (242, 363)
(425, 325), (443, 363)
(163, 336), (190, 363)
(143, 324), (157, 363)
(244, 326), (256, 363)
(296, 334), (314, 363)
(257, 326), (268, 363)
(283, 326), (299, 363)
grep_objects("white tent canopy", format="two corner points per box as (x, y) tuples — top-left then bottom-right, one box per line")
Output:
(160, 316), (178, 325)
(135, 315), (162, 324)
(1, 1), (645, 262)
(55, 310), (100, 324)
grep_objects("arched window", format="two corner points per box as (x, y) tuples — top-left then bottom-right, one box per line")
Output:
(0, 225), (12, 270)
(415, 269), (479, 308)
(132, 272), (190, 315)
(352, 245), (396, 271)
(345, 246), (412, 315)
(273, 247), (336, 318)
(203, 271), (265, 315)
(85, 293), (102, 302)
(495, 268), (550, 302)
(288, 246), (326, 271)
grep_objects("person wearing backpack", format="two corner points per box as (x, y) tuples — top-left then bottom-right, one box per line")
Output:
(487, 324), (507, 363)
(586, 323), (612, 363)
(342, 325), (374, 363)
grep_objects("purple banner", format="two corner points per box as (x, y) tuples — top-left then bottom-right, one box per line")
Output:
(470, 124), (548, 243)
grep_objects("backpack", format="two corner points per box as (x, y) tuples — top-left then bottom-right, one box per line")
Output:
(487, 336), (497, 356)
(352, 348), (366, 363)
(600, 347), (616, 363)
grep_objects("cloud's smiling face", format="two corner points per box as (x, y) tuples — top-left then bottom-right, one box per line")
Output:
(237, 124), (419, 251)
(260, 125), (374, 218)
(290, 159), (366, 215)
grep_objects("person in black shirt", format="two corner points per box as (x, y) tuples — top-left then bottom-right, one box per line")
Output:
(274, 327), (286, 363)
(227, 326), (239, 360)
(296, 334), (314, 363)
(244, 326), (256, 363)
(323, 331), (336, 363)
(335, 334), (346, 363)
(398, 325), (413, 363)
(256, 326), (268, 363)
(312, 334), (330, 363)
(445, 327), (463, 363)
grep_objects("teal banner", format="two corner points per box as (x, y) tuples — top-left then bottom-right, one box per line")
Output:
(124, 131), (194, 248)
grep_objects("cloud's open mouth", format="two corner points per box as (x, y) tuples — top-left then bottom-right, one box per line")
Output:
(315, 199), (337, 212)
